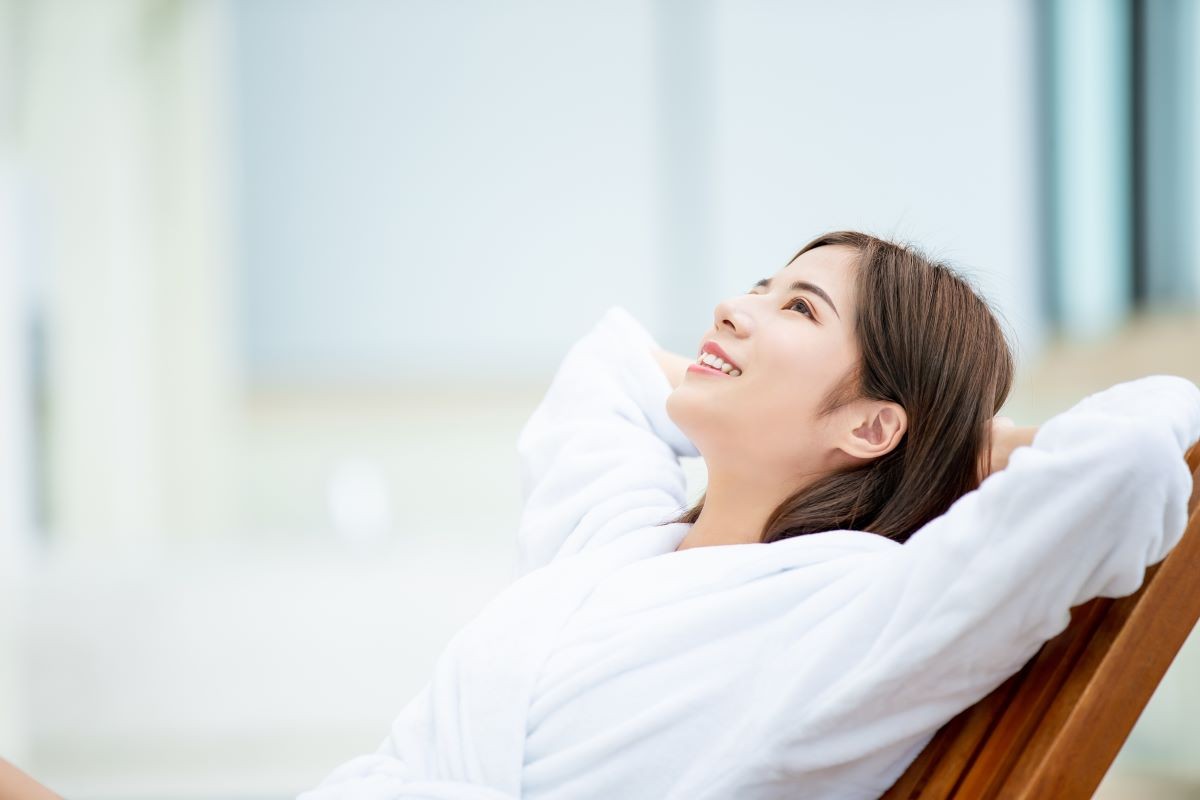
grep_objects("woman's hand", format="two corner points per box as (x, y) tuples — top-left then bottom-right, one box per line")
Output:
(981, 415), (1040, 480)
(653, 348), (694, 390)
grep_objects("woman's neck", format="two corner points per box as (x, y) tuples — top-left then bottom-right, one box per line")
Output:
(674, 470), (803, 551)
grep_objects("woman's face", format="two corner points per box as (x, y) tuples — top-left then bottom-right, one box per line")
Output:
(666, 244), (864, 479)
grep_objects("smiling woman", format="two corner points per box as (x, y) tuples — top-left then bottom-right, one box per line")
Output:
(663, 230), (1016, 551)
(300, 230), (1200, 800)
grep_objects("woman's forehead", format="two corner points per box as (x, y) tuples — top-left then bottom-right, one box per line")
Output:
(783, 244), (857, 279)
(776, 246), (857, 308)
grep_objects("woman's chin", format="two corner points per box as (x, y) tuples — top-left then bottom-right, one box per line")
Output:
(665, 392), (696, 431)
(666, 392), (717, 444)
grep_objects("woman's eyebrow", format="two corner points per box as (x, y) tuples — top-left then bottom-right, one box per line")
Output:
(752, 277), (840, 319)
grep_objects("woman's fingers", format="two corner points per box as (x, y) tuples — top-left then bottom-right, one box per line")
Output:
(979, 415), (1016, 481)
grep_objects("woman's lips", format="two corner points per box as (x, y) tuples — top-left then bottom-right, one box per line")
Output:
(687, 362), (734, 377)
(700, 341), (741, 371)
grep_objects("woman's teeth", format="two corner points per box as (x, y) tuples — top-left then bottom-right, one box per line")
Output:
(696, 352), (741, 377)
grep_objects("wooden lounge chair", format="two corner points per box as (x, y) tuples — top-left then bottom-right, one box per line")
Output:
(881, 439), (1200, 799)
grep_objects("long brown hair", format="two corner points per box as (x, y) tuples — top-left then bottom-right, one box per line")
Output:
(663, 230), (1016, 545)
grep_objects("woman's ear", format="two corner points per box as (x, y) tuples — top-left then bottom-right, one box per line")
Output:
(839, 401), (907, 460)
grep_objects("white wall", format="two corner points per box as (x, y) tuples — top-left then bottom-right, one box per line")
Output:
(0, 167), (34, 766)
(232, 0), (1043, 382)
(18, 0), (238, 550)
(707, 0), (1042, 364)
(233, 0), (665, 384)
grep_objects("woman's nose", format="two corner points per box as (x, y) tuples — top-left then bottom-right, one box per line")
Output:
(713, 297), (752, 337)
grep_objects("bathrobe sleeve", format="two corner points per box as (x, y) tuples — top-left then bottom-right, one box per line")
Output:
(512, 305), (699, 578)
(734, 374), (1200, 799)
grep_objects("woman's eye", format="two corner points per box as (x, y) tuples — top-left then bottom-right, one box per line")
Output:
(786, 297), (814, 318)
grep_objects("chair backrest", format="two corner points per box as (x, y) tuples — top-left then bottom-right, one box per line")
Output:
(881, 439), (1200, 800)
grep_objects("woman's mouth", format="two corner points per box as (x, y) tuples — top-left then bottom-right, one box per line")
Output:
(696, 342), (742, 376)
(687, 362), (732, 377)
(688, 353), (741, 377)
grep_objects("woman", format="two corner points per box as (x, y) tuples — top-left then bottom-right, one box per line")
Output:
(300, 230), (1200, 799)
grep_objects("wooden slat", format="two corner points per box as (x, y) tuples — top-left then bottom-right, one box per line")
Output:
(880, 440), (1200, 799)
(883, 598), (1115, 800)
(1189, 440), (1200, 513)
(882, 676), (1023, 799)
(950, 598), (1113, 800)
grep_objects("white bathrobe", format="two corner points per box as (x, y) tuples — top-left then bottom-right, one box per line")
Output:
(299, 306), (1200, 800)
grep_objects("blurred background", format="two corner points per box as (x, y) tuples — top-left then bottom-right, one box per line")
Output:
(0, 0), (1197, 797)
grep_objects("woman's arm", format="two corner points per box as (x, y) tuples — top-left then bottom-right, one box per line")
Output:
(769, 375), (1200, 794)
(984, 416), (1039, 478)
(0, 756), (62, 800)
(513, 308), (698, 577)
